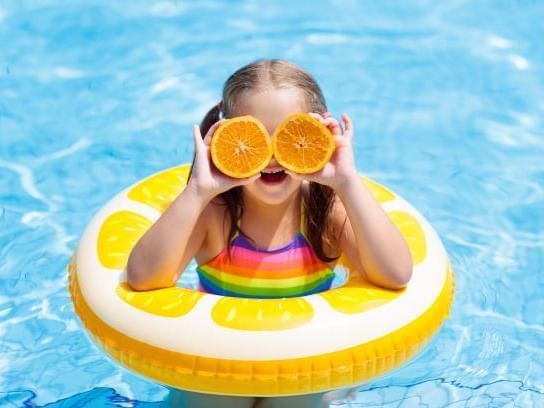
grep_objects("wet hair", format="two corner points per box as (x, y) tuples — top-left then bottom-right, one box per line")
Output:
(189, 59), (340, 263)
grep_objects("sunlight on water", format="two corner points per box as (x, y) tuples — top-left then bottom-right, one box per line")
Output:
(1, 0), (543, 406)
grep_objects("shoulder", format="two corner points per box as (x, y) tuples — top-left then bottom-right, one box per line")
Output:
(327, 194), (349, 248)
(195, 197), (231, 263)
(330, 194), (348, 225)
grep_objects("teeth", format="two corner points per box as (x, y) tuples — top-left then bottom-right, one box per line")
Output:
(261, 169), (283, 174)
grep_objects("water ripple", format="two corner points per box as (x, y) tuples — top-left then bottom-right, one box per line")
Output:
(1, 0), (544, 406)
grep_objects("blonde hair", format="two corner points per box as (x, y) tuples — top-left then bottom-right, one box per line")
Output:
(194, 59), (340, 263)
(223, 59), (327, 117)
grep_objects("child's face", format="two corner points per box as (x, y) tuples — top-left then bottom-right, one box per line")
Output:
(233, 87), (306, 136)
(232, 87), (307, 205)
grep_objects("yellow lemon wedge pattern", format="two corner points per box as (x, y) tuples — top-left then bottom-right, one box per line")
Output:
(128, 165), (190, 212)
(362, 177), (395, 203)
(97, 210), (152, 269)
(211, 297), (314, 331)
(69, 165), (454, 397)
(388, 211), (427, 265)
(116, 283), (204, 318)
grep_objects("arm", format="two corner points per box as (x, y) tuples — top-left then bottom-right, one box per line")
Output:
(126, 120), (259, 291)
(288, 112), (412, 289)
(126, 184), (210, 291)
(334, 179), (413, 289)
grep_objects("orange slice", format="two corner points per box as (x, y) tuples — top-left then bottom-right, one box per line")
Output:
(272, 113), (335, 174)
(210, 115), (273, 178)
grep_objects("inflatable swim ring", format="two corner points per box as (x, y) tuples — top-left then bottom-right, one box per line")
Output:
(68, 164), (454, 397)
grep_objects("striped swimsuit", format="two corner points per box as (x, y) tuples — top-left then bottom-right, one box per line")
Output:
(196, 201), (336, 298)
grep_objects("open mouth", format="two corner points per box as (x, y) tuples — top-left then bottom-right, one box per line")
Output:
(260, 169), (288, 184)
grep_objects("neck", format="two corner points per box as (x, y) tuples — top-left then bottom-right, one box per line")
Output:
(241, 189), (302, 233)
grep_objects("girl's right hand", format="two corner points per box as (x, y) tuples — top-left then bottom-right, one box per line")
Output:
(187, 120), (260, 201)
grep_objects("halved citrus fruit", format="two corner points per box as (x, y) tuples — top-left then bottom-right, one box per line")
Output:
(210, 115), (273, 178)
(272, 113), (335, 174)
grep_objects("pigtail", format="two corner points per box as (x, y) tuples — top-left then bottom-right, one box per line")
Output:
(200, 103), (223, 136)
(306, 183), (341, 263)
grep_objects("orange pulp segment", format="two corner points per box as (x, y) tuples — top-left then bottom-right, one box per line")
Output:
(210, 115), (273, 178)
(272, 113), (335, 174)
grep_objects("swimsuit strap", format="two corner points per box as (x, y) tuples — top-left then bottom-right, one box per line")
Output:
(300, 195), (307, 239)
(233, 209), (242, 239)
(196, 191), (337, 298)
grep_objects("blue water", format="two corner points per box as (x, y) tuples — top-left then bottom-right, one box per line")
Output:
(1, 0), (543, 406)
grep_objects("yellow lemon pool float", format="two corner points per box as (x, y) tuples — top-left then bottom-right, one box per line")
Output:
(67, 164), (455, 397)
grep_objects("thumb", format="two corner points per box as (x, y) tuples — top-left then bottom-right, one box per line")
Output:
(192, 125), (206, 153)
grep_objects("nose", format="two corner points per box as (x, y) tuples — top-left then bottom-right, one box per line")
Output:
(263, 157), (284, 171)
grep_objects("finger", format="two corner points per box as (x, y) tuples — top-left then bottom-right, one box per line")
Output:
(333, 134), (346, 148)
(310, 112), (335, 125)
(341, 113), (353, 136)
(321, 117), (342, 137)
(308, 112), (324, 122)
(192, 125), (205, 152)
(203, 118), (226, 146)
(321, 116), (339, 125)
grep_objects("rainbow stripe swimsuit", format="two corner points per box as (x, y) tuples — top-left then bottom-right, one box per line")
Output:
(196, 202), (336, 298)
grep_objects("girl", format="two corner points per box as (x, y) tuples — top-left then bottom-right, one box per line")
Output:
(127, 59), (412, 408)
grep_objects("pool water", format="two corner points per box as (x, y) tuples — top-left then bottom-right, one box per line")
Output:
(1, 1), (543, 406)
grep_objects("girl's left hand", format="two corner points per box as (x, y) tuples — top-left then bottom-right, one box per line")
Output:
(285, 112), (359, 191)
